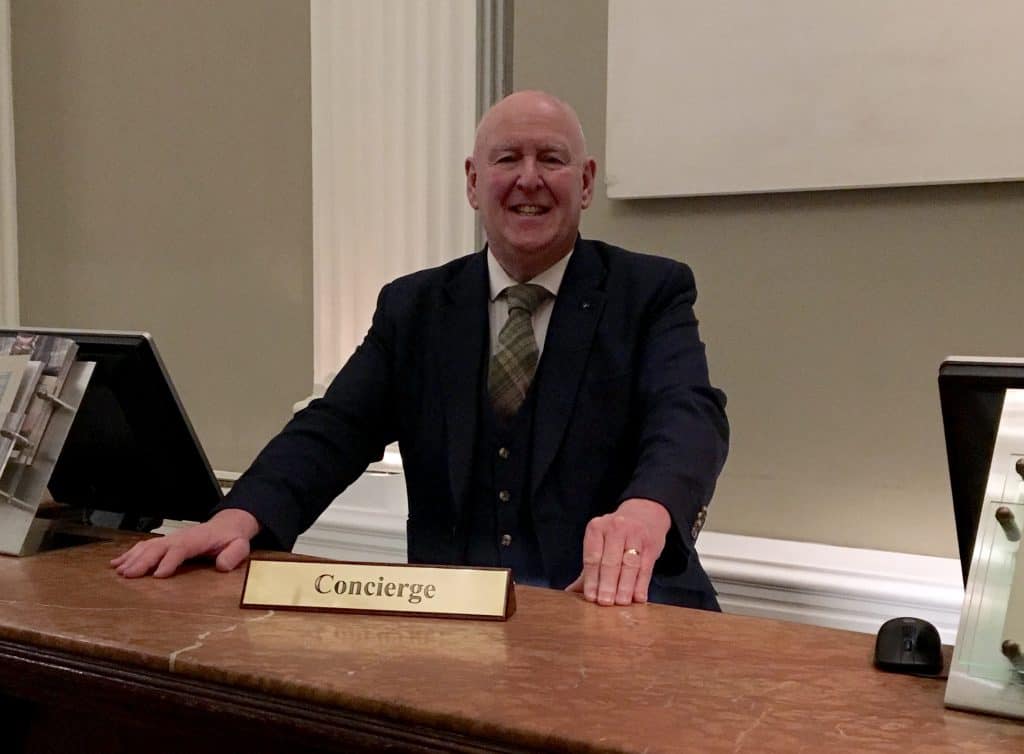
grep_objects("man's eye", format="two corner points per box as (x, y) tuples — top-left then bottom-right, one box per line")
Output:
(496, 155), (517, 163)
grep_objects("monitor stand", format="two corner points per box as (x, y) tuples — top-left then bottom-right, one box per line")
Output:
(19, 503), (111, 556)
(14, 501), (163, 557)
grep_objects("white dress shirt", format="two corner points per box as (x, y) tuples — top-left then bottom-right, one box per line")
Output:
(486, 248), (573, 356)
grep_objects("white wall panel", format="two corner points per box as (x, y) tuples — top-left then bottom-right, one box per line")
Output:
(607, 1), (1024, 197)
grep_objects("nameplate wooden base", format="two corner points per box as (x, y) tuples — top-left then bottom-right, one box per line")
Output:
(240, 558), (516, 620)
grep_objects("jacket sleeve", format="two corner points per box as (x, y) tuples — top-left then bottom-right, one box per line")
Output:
(616, 262), (729, 574)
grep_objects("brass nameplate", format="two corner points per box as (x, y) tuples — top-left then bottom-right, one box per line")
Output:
(240, 559), (516, 620)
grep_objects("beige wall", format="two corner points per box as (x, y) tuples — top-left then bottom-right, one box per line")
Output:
(515, 0), (1024, 557)
(12, 0), (312, 472)
(11, 0), (1024, 558)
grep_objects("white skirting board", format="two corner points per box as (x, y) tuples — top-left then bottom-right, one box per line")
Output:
(163, 471), (965, 644)
(697, 532), (963, 645)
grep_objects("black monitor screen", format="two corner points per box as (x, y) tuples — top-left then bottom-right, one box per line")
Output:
(939, 357), (1024, 585)
(1, 328), (222, 528)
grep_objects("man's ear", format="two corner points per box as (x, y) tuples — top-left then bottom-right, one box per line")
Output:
(465, 157), (479, 209)
(580, 157), (597, 209)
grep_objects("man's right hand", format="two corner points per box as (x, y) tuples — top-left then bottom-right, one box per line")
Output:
(110, 508), (261, 578)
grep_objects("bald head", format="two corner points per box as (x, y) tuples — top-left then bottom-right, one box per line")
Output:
(465, 90), (597, 282)
(473, 91), (589, 162)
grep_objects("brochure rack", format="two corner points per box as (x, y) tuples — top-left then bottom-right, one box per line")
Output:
(946, 388), (1024, 720)
(0, 361), (94, 555)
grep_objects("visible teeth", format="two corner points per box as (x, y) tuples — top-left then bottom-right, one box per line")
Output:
(513, 206), (545, 215)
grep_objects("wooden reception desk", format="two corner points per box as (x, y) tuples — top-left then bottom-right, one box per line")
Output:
(0, 538), (1022, 753)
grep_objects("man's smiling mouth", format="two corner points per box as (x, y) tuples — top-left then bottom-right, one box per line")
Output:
(510, 205), (549, 216)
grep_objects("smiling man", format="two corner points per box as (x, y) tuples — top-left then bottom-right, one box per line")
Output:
(113, 91), (729, 610)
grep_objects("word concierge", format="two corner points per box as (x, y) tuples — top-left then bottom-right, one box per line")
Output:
(314, 573), (437, 604)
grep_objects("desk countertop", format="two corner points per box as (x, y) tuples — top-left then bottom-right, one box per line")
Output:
(1, 539), (1022, 752)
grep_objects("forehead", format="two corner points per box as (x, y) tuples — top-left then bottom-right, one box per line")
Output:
(476, 98), (582, 155)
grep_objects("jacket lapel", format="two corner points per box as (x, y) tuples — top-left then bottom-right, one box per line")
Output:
(439, 251), (489, 515)
(530, 240), (607, 497)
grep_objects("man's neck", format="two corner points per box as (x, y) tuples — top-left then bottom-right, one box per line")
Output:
(487, 247), (574, 301)
(487, 243), (575, 283)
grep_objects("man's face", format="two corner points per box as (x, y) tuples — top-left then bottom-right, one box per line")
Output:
(466, 93), (596, 281)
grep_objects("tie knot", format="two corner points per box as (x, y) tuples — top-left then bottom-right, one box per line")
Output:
(505, 284), (550, 315)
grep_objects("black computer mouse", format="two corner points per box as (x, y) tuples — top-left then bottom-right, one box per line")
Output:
(874, 616), (943, 675)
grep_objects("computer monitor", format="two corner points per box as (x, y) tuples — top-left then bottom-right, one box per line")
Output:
(939, 356), (1024, 585)
(0, 328), (222, 530)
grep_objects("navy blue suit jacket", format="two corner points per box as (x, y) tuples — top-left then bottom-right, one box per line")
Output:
(221, 238), (729, 604)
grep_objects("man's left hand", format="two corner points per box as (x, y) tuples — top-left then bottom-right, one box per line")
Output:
(566, 498), (671, 605)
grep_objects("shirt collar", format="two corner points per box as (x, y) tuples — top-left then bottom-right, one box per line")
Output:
(486, 247), (573, 302)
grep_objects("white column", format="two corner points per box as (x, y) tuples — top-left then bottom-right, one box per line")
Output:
(0, 0), (18, 327)
(311, 0), (477, 390)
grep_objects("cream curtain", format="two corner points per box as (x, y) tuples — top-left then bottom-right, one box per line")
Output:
(310, 0), (477, 392)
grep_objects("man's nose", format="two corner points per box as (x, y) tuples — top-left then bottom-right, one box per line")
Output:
(515, 158), (543, 191)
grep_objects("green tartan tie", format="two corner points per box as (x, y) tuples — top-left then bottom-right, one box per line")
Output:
(488, 283), (551, 419)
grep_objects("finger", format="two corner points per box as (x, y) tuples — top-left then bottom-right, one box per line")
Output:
(633, 548), (657, 604)
(115, 539), (160, 568)
(114, 541), (155, 575)
(214, 538), (250, 572)
(152, 543), (193, 578)
(616, 539), (643, 605)
(117, 541), (172, 578)
(597, 518), (628, 605)
(110, 541), (146, 567)
(580, 523), (606, 602)
(564, 573), (584, 593)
